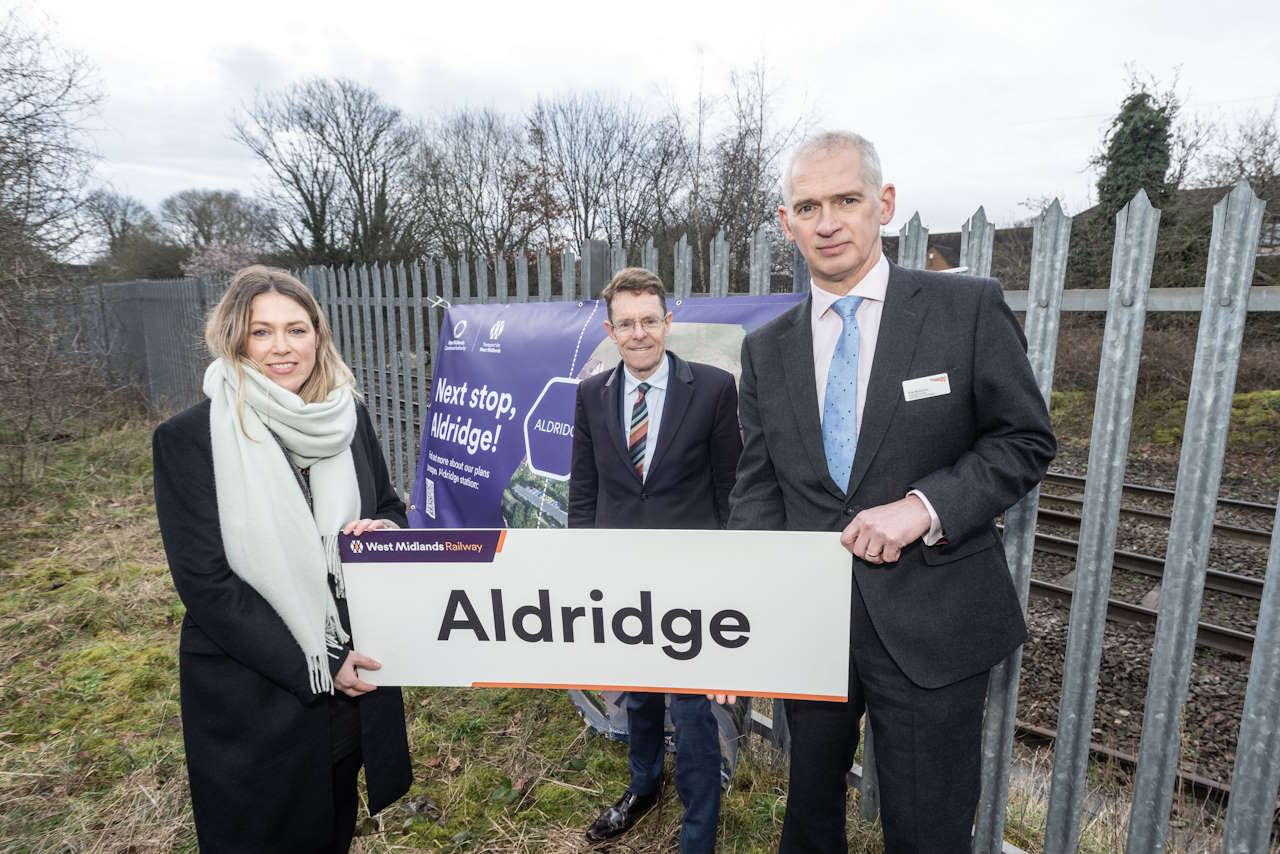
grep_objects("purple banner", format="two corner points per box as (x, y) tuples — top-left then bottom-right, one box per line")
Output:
(408, 294), (806, 529)
(340, 529), (505, 563)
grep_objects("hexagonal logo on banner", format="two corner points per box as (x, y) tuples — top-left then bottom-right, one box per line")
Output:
(523, 377), (580, 480)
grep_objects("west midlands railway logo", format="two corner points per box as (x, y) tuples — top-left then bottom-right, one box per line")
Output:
(348, 539), (363, 555)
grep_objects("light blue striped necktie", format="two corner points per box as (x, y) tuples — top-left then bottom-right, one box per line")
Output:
(822, 295), (864, 490)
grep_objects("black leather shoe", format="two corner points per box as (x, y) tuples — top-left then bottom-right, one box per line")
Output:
(585, 788), (659, 842)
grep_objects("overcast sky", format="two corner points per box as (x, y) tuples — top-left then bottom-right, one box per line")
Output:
(29, 0), (1280, 235)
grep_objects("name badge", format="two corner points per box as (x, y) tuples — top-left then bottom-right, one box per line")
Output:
(902, 373), (950, 401)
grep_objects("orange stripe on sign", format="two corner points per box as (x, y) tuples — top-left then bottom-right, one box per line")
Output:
(470, 681), (846, 703)
(496, 530), (507, 553)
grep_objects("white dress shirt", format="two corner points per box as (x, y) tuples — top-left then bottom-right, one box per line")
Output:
(811, 254), (944, 545)
(621, 353), (669, 482)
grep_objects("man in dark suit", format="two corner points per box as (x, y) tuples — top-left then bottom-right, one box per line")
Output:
(569, 267), (742, 853)
(728, 131), (1055, 853)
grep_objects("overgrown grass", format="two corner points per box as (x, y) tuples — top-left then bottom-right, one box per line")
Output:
(1050, 389), (1280, 471)
(1, 421), (1266, 851)
(0, 422), (190, 850)
(388, 690), (804, 851)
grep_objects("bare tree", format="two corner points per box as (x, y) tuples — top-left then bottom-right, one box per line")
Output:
(235, 78), (422, 263)
(524, 118), (567, 250)
(669, 75), (714, 285)
(416, 108), (542, 259)
(159, 188), (275, 251)
(600, 101), (664, 248)
(529, 94), (603, 245)
(1203, 102), (1280, 199)
(235, 87), (342, 263)
(83, 188), (186, 279)
(529, 92), (656, 247)
(84, 189), (160, 254)
(0, 12), (130, 495)
(665, 62), (801, 289)
(1202, 102), (1280, 281)
(182, 243), (263, 283)
(637, 114), (689, 244)
(706, 63), (802, 283)
(298, 79), (423, 260)
(1167, 112), (1214, 192)
(237, 70), (805, 283)
(0, 10), (98, 267)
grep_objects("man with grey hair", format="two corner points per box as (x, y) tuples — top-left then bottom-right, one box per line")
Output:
(727, 130), (1055, 852)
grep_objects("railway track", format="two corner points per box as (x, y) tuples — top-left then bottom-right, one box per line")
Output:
(1029, 530), (1264, 600)
(1012, 477), (1273, 807)
(1041, 472), (1278, 522)
(1011, 720), (1235, 806)
(1036, 496), (1272, 546)
(1008, 481), (1275, 657)
(1026, 576), (1255, 657)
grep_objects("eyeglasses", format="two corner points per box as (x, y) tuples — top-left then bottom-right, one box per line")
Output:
(610, 317), (666, 335)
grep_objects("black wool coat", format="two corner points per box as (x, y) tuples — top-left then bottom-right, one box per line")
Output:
(153, 399), (412, 852)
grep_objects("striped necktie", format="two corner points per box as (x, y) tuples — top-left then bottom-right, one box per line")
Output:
(629, 382), (651, 479)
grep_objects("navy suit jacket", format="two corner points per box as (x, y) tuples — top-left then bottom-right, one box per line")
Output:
(569, 351), (742, 530)
(728, 262), (1056, 688)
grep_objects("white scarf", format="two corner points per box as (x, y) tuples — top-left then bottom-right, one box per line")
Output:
(203, 358), (360, 695)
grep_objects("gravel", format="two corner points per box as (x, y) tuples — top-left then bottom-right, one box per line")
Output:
(1017, 442), (1273, 788)
(1018, 597), (1251, 787)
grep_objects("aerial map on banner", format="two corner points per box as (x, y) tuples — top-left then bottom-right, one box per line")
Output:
(408, 294), (806, 529)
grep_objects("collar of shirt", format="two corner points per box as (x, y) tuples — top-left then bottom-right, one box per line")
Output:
(809, 253), (890, 322)
(623, 351), (670, 394)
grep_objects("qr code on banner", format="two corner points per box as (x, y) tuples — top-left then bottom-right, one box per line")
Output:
(423, 476), (436, 519)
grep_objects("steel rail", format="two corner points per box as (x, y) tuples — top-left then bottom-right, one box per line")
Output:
(1029, 530), (1265, 600)
(1036, 495), (1272, 547)
(1042, 472), (1277, 517)
(1027, 578), (1255, 657)
(1012, 720), (1233, 803)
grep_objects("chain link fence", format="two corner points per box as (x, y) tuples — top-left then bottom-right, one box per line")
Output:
(75, 278), (227, 413)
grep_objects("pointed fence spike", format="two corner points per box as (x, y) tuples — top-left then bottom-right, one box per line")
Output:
(1043, 191), (1162, 854)
(898, 213), (929, 270)
(960, 205), (996, 277)
(974, 196), (1072, 853)
(1127, 181), (1264, 852)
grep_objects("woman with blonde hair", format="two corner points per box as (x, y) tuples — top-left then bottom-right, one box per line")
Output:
(153, 265), (411, 852)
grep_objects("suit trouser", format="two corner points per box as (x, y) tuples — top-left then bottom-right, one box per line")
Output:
(779, 579), (989, 854)
(627, 691), (722, 854)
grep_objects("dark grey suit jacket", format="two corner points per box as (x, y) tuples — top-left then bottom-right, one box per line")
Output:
(569, 351), (742, 530)
(728, 262), (1055, 688)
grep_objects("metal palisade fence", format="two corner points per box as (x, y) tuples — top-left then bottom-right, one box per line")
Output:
(86, 189), (1280, 851)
